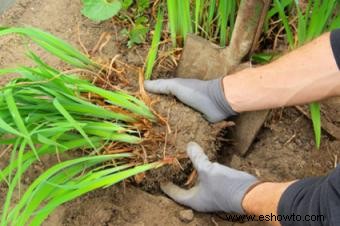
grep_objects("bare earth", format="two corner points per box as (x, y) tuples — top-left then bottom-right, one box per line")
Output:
(1, 1), (340, 226)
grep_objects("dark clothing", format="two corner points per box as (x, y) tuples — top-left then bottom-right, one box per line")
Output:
(278, 166), (340, 225)
(331, 29), (340, 69)
(278, 29), (340, 226)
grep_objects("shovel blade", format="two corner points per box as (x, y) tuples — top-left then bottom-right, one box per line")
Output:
(176, 34), (231, 80)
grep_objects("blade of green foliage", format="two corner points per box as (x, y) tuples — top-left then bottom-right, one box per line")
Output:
(57, 100), (134, 122)
(1, 139), (19, 216)
(167, 0), (178, 47)
(8, 159), (90, 223)
(10, 154), (131, 224)
(330, 15), (340, 30)
(0, 141), (28, 226)
(179, 0), (192, 41)
(264, 0), (293, 32)
(0, 68), (18, 75)
(0, 117), (24, 137)
(273, 0), (295, 48)
(53, 99), (97, 151)
(4, 154), (161, 225)
(218, 0), (227, 47)
(12, 163), (134, 224)
(145, 9), (164, 80)
(194, 0), (202, 33)
(79, 84), (154, 120)
(0, 136), (103, 184)
(29, 161), (162, 225)
(217, 0), (236, 47)
(206, 0), (216, 38)
(166, 0), (236, 46)
(310, 103), (321, 149)
(229, 0), (236, 38)
(83, 124), (141, 143)
(4, 88), (38, 159)
(296, 3), (307, 45)
(0, 27), (97, 69)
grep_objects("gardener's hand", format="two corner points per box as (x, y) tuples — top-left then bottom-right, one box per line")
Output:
(144, 78), (238, 123)
(161, 142), (258, 214)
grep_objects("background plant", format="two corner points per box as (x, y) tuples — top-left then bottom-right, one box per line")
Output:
(144, 0), (239, 78)
(145, 9), (164, 80)
(166, 0), (238, 47)
(81, 0), (151, 48)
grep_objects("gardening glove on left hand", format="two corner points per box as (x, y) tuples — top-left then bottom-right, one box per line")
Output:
(161, 142), (258, 214)
(144, 78), (238, 123)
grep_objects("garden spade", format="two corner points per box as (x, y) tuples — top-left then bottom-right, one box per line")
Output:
(176, 0), (270, 155)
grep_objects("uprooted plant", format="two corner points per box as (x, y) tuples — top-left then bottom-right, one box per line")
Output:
(0, 27), (170, 225)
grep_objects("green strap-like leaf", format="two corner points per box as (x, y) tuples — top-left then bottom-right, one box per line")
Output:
(145, 9), (164, 80)
(0, 117), (24, 137)
(13, 154), (132, 225)
(310, 102), (321, 149)
(28, 162), (162, 225)
(4, 88), (39, 159)
(53, 98), (97, 151)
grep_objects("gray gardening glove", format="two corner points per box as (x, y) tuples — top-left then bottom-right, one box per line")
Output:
(161, 142), (258, 214)
(144, 78), (238, 123)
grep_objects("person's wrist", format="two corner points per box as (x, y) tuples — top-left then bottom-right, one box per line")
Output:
(207, 78), (239, 119)
(222, 67), (259, 113)
(222, 74), (243, 113)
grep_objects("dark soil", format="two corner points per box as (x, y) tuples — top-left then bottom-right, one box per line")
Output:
(1, 1), (340, 226)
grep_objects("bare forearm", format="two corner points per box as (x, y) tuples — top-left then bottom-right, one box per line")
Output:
(224, 32), (339, 113)
(242, 182), (295, 226)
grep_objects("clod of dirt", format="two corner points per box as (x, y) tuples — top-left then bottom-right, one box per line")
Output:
(179, 209), (194, 223)
(154, 95), (219, 159)
(139, 94), (232, 192)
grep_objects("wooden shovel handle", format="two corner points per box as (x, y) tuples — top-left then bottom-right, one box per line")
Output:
(229, 0), (271, 63)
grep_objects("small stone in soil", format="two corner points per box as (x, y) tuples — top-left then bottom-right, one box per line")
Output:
(179, 209), (194, 223)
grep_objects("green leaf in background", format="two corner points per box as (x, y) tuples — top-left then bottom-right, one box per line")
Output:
(137, 0), (150, 13)
(251, 52), (276, 64)
(122, 0), (133, 10)
(135, 16), (149, 25)
(145, 9), (164, 80)
(81, 0), (122, 22)
(127, 24), (149, 48)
